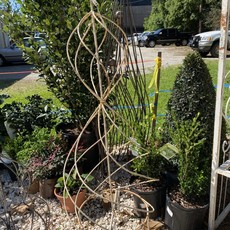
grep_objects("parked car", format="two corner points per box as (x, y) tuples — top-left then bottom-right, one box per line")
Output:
(127, 33), (142, 45)
(189, 30), (230, 57)
(0, 44), (23, 66)
(144, 28), (192, 48)
(0, 37), (46, 66)
(137, 31), (152, 47)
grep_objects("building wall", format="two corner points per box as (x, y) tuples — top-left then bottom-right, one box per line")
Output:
(120, 0), (152, 33)
(130, 5), (152, 31)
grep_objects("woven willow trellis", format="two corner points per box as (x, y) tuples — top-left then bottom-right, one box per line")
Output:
(63, 0), (157, 228)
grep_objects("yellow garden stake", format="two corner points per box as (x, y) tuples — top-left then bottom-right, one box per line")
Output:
(148, 56), (162, 91)
(150, 52), (162, 131)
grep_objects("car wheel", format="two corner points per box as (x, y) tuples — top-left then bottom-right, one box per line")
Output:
(0, 55), (6, 67)
(149, 40), (156, 48)
(175, 42), (181, 46)
(138, 41), (144, 47)
(199, 51), (209, 57)
(181, 39), (188, 46)
(210, 42), (219, 57)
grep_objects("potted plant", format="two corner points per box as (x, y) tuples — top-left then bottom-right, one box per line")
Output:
(2, 1), (116, 177)
(0, 95), (73, 192)
(1, 94), (73, 137)
(164, 115), (209, 230)
(129, 119), (167, 219)
(26, 128), (72, 198)
(162, 52), (221, 230)
(54, 171), (94, 213)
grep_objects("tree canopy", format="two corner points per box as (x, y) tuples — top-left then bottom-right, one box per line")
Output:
(144, 0), (221, 33)
(2, 0), (115, 128)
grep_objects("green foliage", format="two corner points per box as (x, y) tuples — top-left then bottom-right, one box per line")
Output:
(0, 94), (10, 148)
(16, 127), (56, 164)
(1, 94), (73, 136)
(170, 114), (208, 198)
(203, 3), (221, 30)
(26, 128), (70, 180)
(144, 0), (167, 30)
(163, 52), (216, 157)
(131, 146), (166, 179)
(164, 0), (201, 33)
(144, 0), (221, 33)
(2, 0), (115, 128)
(2, 135), (24, 160)
(55, 172), (94, 198)
(162, 51), (220, 198)
(130, 115), (166, 179)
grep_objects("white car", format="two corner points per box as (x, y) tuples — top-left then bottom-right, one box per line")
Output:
(190, 30), (230, 57)
(0, 37), (46, 66)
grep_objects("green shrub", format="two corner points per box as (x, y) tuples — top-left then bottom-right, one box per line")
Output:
(162, 51), (219, 198)
(163, 51), (216, 161)
(2, 0), (115, 129)
(25, 128), (70, 179)
(1, 94), (73, 136)
(170, 114), (208, 198)
(130, 116), (166, 180)
(16, 127), (56, 164)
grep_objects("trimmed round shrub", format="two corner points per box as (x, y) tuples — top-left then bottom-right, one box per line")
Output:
(163, 51), (216, 156)
(162, 51), (225, 198)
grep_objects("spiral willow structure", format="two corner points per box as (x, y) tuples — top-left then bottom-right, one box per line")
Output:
(64, 0), (155, 228)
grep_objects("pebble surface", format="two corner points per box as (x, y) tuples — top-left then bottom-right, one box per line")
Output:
(0, 164), (168, 230)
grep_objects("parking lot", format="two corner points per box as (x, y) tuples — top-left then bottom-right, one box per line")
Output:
(0, 44), (222, 83)
(129, 44), (220, 74)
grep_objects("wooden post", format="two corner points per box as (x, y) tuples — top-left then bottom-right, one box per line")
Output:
(152, 52), (162, 131)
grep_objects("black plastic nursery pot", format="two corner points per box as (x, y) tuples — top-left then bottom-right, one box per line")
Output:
(164, 195), (208, 230)
(55, 122), (99, 173)
(132, 186), (166, 219)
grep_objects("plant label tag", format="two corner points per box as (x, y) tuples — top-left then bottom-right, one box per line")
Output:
(140, 203), (146, 209)
(166, 206), (173, 217)
(129, 137), (141, 156)
(158, 143), (178, 160)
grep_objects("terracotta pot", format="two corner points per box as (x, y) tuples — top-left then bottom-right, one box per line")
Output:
(28, 179), (39, 194)
(54, 188), (86, 213)
(39, 178), (57, 199)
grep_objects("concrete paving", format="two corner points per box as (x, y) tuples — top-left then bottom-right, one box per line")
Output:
(0, 44), (219, 83)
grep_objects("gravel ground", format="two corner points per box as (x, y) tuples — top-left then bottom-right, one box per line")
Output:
(0, 162), (169, 230)
(2, 165), (229, 230)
